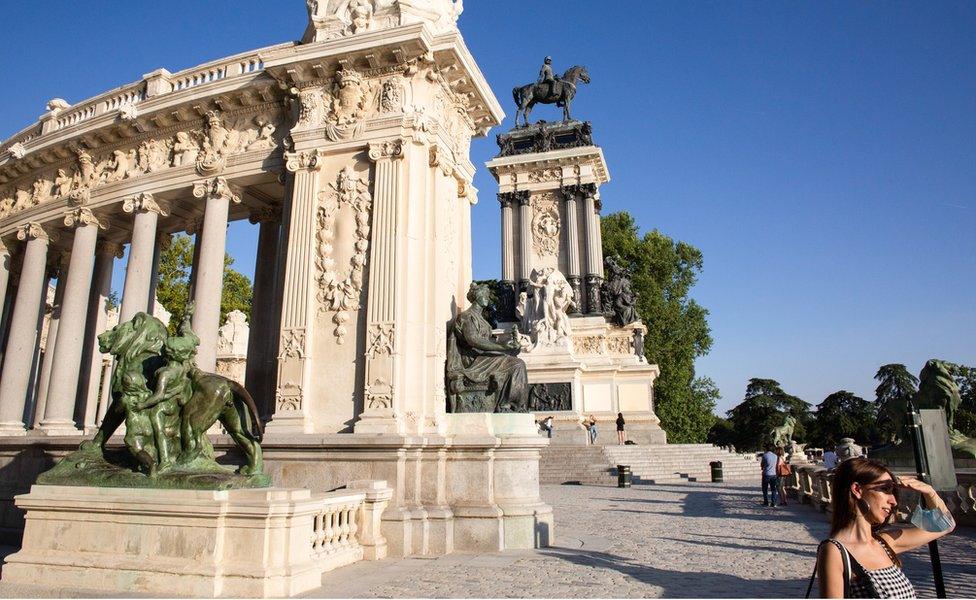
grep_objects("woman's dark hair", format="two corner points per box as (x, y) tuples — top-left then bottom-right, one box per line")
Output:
(775, 446), (785, 457)
(829, 457), (898, 537)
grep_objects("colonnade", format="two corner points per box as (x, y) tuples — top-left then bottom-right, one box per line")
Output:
(498, 182), (603, 317)
(0, 175), (284, 435)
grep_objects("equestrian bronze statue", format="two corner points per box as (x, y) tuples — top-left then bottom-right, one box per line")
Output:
(513, 60), (590, 127)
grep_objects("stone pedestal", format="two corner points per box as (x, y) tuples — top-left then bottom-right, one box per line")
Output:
(2, 485), (379, 598)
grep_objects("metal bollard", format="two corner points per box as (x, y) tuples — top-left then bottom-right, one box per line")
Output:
(710, 460), (723, 483)
(617, 464), (632, 488)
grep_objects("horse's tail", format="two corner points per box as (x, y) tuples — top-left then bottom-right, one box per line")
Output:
(229, 380), (264, 442)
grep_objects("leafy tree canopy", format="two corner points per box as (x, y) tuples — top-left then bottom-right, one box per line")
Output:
(155, 233), (253, 334)
(719, 378), (812, 451)
(601, 212), (714, 443)
(873, 363), (918, 444)
(811, 390), (877, 447)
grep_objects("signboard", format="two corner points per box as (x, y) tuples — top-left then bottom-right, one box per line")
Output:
(919, 408), (957, 491)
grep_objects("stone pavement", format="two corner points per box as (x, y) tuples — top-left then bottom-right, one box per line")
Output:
(1, 482), (974, 598)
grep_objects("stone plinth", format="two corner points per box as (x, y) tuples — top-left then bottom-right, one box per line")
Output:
(2, 484), (383, 598)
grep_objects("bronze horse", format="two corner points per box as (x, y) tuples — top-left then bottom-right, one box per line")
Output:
(513, 65), (590, 127)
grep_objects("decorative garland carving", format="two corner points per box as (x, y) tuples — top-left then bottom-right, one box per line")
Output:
(531, 192), (560, 257)
(316, 166), (372, 344)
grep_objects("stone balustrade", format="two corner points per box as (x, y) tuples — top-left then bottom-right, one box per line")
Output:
(788, 464), (976, 526)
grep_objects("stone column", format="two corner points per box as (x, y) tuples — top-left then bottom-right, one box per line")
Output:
(120, 193), (167, 322)
(356, 140), (405, 434)
(0, 241), (10, 344)
(561, 185), (583, 316)
(32, 254), (67, 427)
(80, 241), (121, 431)
(498, 193), (517, 321)
(185, 217), (203, 300)
(581, 184), (603, 315)
(146, 232), (170, 315)
(191, 177), (240, 372)
(39, 208), (103, 435)
(245, 206), (282, 420)
(516, 190), (531, 294)
(267, 150), (322, 434)
(0, 224), (51, 434)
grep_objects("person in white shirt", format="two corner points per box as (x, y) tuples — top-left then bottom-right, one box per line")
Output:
(823, 447), (839, 470)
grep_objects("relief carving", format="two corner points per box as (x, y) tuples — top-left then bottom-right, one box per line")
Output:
(529, 168), (562, 183)
(278, 328), (307, 359)
(531, 192), (560, 257)
(573, 335), (603, 355)
(366, 322), (394, 358)
(316, 166), (372, 344)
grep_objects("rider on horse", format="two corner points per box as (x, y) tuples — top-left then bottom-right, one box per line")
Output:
(538, 56), (556, 98)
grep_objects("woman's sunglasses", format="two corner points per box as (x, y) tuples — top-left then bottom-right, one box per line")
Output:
(864, 480), (899, 495)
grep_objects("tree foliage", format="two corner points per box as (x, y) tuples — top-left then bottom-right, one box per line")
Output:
(155, 233), (253, 334)
(718, 378), (812, 451)
(601, 212), (714, 443)
(873, 364), (918, 444)
(811, 390), (876, 447)
(950, 363), (976, 437)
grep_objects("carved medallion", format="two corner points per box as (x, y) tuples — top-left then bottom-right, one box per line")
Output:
(531, 192), (560, 257)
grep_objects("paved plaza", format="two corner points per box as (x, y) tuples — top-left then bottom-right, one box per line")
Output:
(3, 481), (972, 598)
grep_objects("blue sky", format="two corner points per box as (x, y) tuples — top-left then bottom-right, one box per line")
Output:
(1, 1), (973, 414)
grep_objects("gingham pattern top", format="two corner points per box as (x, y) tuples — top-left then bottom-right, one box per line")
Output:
(827, 538), (917, 598)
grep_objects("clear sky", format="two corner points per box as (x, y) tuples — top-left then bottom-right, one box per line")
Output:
(1, 1), (973, 414)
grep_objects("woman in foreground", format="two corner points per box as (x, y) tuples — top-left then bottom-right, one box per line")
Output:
(811, 457), (955, 598)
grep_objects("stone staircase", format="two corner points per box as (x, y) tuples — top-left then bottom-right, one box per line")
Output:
(540, 443), (761, 485)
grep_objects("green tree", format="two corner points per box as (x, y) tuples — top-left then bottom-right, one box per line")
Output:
(721, 378), (812, 451)
(812, 390), (877, 447)
(155, 233), (253, 334)
(950, 363), (976, 437)
(873, 363), (918, 444)
(601, 212), (714, 443)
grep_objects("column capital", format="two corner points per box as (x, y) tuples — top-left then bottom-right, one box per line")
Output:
(156, 231), (172, 249)
(284, 149), (323, 173)
(122, 192), (169, 216)
(428, 144), (453, 175)
(96, 240), (124, 259)
(0, 239), (8, 254)
(368, 139), (405, 162)
(16, 222), (50, 242)
(63, 207), (105, 230)
(515, 190), (531, 207)
(498, 192), (516, 209)
(249, 205), (282, 224)
(184, 216), (204, 235)
(192, 177), (241, 204)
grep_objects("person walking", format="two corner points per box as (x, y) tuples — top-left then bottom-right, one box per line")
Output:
(616, 412), (626, 445)
(809, 457), (954, 598)
(760, 444), (779, 507)
(775, 446), (791, 506)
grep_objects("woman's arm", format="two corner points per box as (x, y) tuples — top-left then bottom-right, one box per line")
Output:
(818, 542), (845, 599)
(880, 478), (956, 554)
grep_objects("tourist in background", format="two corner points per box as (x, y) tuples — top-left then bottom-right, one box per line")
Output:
(775, 446), (791, 506)
(811, 457), (954, 598)
(760, 444), (779, 507)
(616, 412), (626, 445)
(824, 439), (839, 470)
(585, 415), (597, 444)
(540, 415), (553, 439)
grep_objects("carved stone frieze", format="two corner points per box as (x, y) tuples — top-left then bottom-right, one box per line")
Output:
(379, 77), (404, 113)
(531, 192), (560, 257)
(529, 168), (562, 183)
(288, 68), (374, 141)
(605, 336), (633, 355)
(528, 382), (573, 412)
(0, 108), (282, 224)
(316, 166), (372, 344)
(573, 335), (603, 355)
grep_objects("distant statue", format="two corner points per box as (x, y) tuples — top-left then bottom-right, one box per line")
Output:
(446, 283), (529, 413)
(601, 256), (640, 327)
(835, 437), (863, 463)
(518, 267), (574, 350)
(917, 359), (976, 457)
(513, 61), (590, 126)
(769, 415), (796, 448)
(38, 305), (267, 488)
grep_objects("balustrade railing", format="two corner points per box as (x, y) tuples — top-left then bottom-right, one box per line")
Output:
(312, 497), (361, 557)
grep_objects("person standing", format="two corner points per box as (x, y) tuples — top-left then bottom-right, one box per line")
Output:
(616, 412), (626, 445)
(811, 457), (954, 598)
(760, 444), (779, 507)
(540, 415), (553, 439)
(823, 438), (839, 470)
(775, 446), (791, 506)
(585, 414), (597, 445)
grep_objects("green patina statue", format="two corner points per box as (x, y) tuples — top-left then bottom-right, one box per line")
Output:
(916, 359), (976, 458)
(38, 304), (268, 489)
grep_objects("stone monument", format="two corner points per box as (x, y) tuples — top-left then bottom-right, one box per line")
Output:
(0, 0), (551, 574)
(484, 69), (664, 445)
